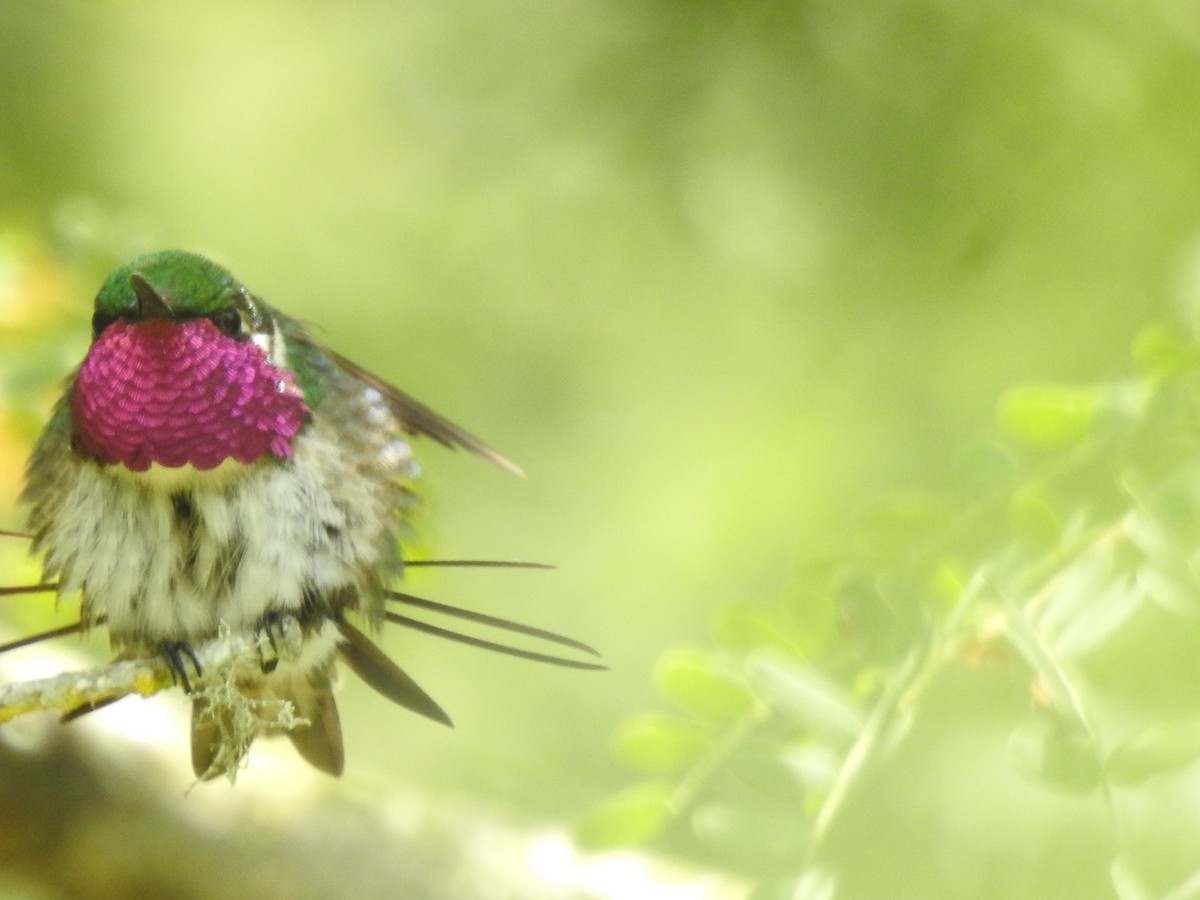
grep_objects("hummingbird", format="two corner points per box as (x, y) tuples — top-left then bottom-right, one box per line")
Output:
(16, 249), (600, 779)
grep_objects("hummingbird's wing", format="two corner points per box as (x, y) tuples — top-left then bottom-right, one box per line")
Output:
(323, 348), (524, 477)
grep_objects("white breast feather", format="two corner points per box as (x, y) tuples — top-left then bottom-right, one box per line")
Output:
(40, 420), (411, 646)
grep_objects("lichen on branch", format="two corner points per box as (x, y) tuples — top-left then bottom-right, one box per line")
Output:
(0, 616), (308, 778)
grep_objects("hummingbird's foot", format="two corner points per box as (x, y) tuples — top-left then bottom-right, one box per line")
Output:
(160, 641), (203, 693)
(254, 612), (287, 674)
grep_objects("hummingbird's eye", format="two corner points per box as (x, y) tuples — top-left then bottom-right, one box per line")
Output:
(210, 307), (244, 338)
(91, 310), (118, 336)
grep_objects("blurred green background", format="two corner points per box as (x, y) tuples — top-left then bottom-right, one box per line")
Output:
(4, 2), (1200, 897)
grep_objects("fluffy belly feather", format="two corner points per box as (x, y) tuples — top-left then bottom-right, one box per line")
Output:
(38, 428), (401, 646)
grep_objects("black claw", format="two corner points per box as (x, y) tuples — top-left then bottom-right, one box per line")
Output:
(255, 611), (286, 674)
(161, 642), (203, 693)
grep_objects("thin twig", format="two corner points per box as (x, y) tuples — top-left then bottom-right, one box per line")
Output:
(0, 618), (302, 725)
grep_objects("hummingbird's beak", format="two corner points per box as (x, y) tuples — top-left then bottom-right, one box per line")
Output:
(129, 273), (176, 320)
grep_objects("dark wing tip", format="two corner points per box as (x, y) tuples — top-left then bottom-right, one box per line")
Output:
(324, 348), (524, 477)
(473, 444), (525, 479)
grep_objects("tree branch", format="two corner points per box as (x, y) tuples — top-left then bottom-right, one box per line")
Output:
(0, 617), (306, 778)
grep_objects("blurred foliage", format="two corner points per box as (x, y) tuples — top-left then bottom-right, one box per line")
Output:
(4, 1), (1200, 898)
(587, 324), (1200, 897)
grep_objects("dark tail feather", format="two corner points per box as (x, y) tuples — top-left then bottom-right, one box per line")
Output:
(336, 619), (453, 727)
(192, 675), (346, 779)
(384, 612), (608, 670)
(385, 590), (602, 659)
(61, 695), (126, 722)
(404, 560), (554, 570)
(191, 695), (234, 780)
(0, 620), (89, 654)
(0, 583), (58, 597)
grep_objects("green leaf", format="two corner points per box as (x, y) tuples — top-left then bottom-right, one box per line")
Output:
(727, 738), (810, 799)
(745, 651), (861, 743)
(779, 562), (839, 658)
(1127, 463), (1200, 553)
(1134, 565), (1197, 619)
(1007, 720), (1102, 795)
(709, 603), (806, 660)
(855, 493), (952, 562)
(996, 384), (1098, 450)
(654, 647), (756, 721)
(1105, 716), (1200, 786)
(611, 714), (711, 775)
(779, 743), (840, 793)
(1008, 485), (1061, 552)
(929, 559), (968, 609)
(1132, 322), (1200, 382)
(832, 575), (924, 663)
(575, 782), (673, 849)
